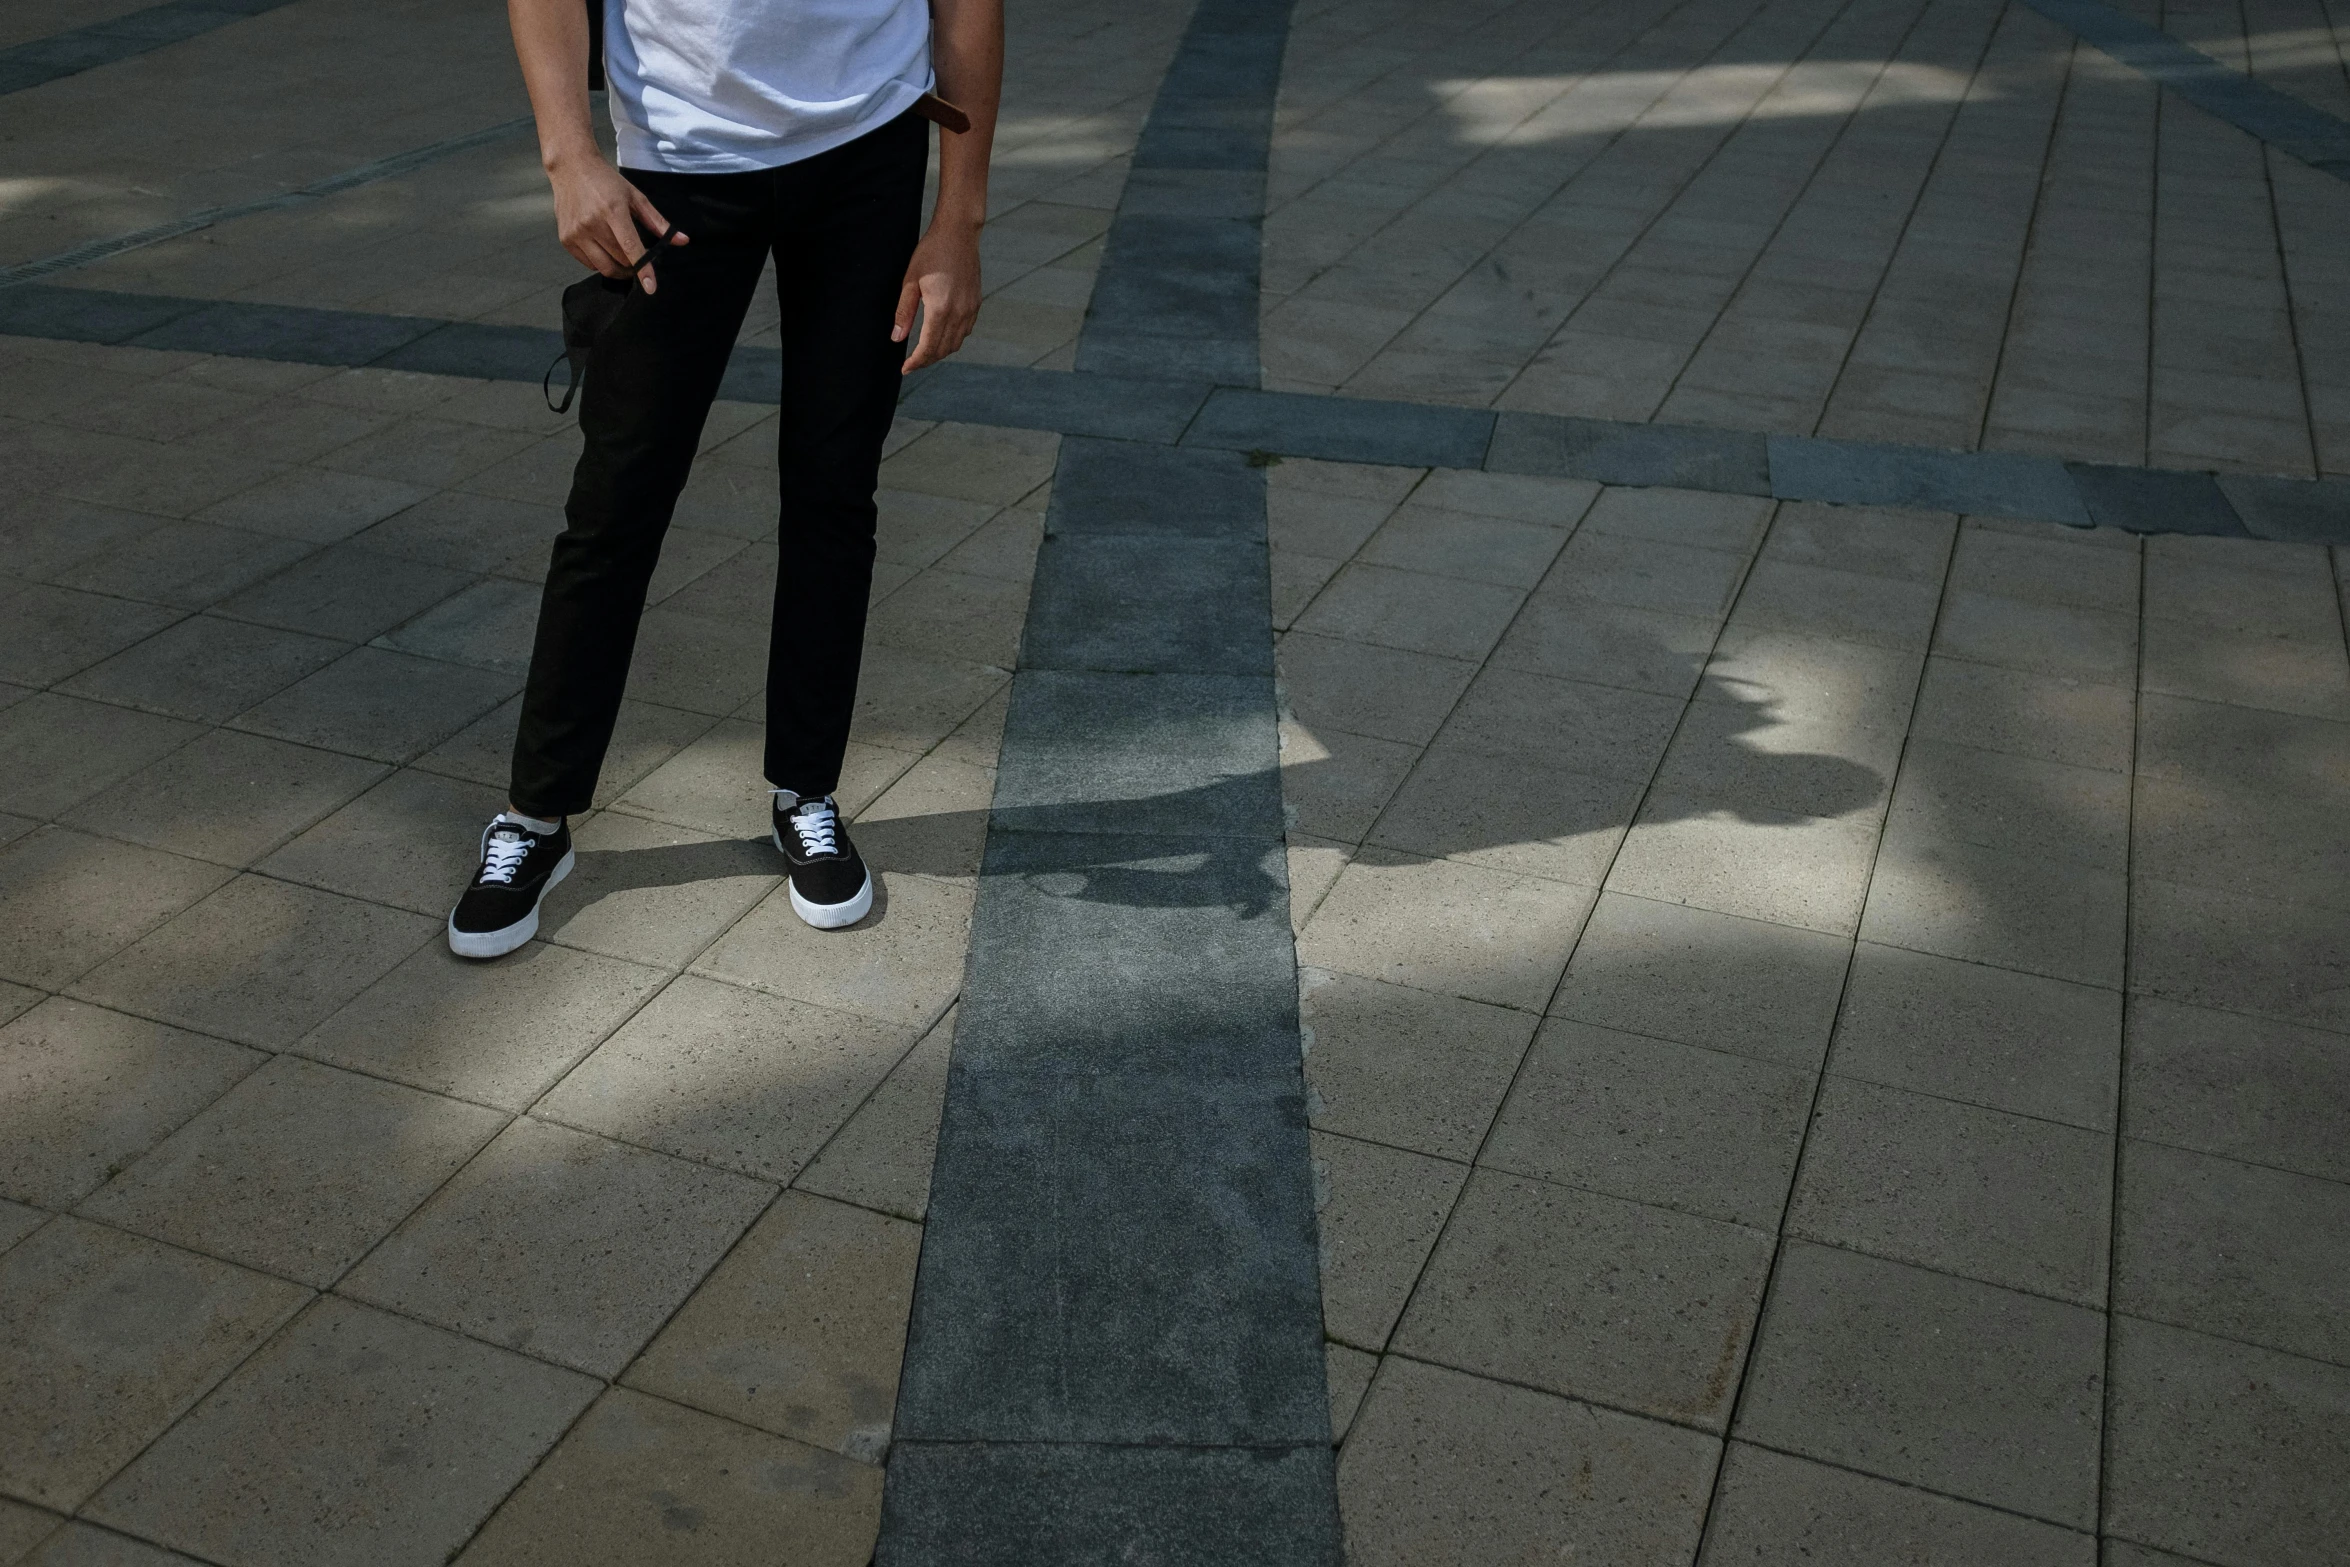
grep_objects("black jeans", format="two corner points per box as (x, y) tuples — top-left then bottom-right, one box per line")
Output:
(508, 111), (926, 818)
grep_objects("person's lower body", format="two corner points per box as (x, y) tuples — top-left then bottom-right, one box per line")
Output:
(447, 111), (925, 958)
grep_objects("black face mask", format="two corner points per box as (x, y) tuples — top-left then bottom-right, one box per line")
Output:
(543, 226), (676, 413)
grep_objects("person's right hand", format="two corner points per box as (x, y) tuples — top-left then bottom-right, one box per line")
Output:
(547, 153), (686, 292)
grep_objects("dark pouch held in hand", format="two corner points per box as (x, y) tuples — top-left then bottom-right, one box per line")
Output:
(543, 226), (675, 414)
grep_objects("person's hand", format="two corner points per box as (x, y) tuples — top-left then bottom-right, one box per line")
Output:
(548, 152), (686, 292)
(894, 219), (981, 372)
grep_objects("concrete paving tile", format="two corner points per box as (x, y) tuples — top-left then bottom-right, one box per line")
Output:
(620, 608), (771, 716)
(0, 1200), (42, 1252)
(1338, 1358), (1713, 1567)
(2115, 1139), (2350, 1367)
(873, 488), (1000, 570)
(62, 730), (384, 867)
(2124, 999), (2350, 1184)
(193, 467), (426, 544)
(539, 974), (913, 1184)
(1696, 1442), (2097, 1566)
(0, 585), (183, 687)
(0, 498), (161, 583)
(2134, 692), (2350, 802)
(296, 369), (471, 416)
(1761, 501), (1956, 585)
(71, 874), (437, 1048)
(1546, 892), (1857, 1069)
(1358, 504), (1570, 587)
(538, 812), (780, 971)
(864, 567), (1032, 670)
(991, 670), (1278, 837)
(2140, 614), (2350, 721)
(2103, 1316), (2350, 1567)
(300, 940), (663, 1110)
(1579, 485), (1772, 553)
(796, 1006), (952, 1221)
(1832, 942), (2119, 1129)
(1297, 850), (1594, 1012)
(213, 543), (474, 643)
(1268, 457), (1422, 508)
(456, 1388), (881, 1567)
(1730, 558), (1942, 653)
(604, 716), (774, 837)
(0, 998), (262, 1209)
(78, 1053), (501, 1287)
(1366, 740), (1639, 886)
(85, 1296), (597, 1567)
(692, 873), (970, 1030)
(1276, 630), (1476, 747)
(418, 693), (714, 810)
(1281, 721), (1417, 843)
(879, 421), (1059, 508)
(233, 645), (519, 764)
(0, 828), (233, 991)
(1489, 595), (1718, 699)
(375, 577), (539, 674)
(1607, 795), (1880, 938)
(1267, 487), (1397, 558)
(1909, 656), (2137, 773)
(624, 1189), (919, 1459)
(1701, 623), (1925, 735)
(58, 614), (345, 725)
(258, 767), (507, 914)
(342, 1116), (771, 1377)
(1949, 525), (2140, 614)
(851, 644), (1010, 756)
(1653, 700), (1896, 824)
(1299, 970), (1535, 1163)
(1431, 668), (1682, 785)
(1291, 562), (1525, 663)
(1934, 591), (2138, 687)
(852, 752), (993, 881)
(1395, 1171), (1773, 1431)
(17, 1521), (213, 1565)
(1326, 1343), (1376, 1444)
(1735, 1241), (2103, 1527)
(2134, 772), (2350, 913)
(1311, 1131), (1466, 1353)
(643, 527), (755, 606)
(1790, 1076), (2113, 1304)
(51, 524), (312, 612)
(1485, 1018), (1812, 1229)
(0, 1501), (61, 1562)
(0, 1218), (307, 1511)
(1886, 736), (2130, 872)
(314, 415), (539, 489)
(2127, 877), (2350, 1033)
(1861, 832), (2126, 988)
(349, 491), (566, 575)
(1544, 530), (1749, 620)
(1270, 549), (1344, 627)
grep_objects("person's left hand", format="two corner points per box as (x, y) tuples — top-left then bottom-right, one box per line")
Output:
(894, 220), (982, 372)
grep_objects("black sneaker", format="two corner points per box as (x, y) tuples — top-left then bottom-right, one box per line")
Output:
(773, 792), (873, 929)
(447, 814), (575, 959)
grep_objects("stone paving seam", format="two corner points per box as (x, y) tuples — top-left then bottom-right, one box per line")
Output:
(875, 0), (1341, 1557)
(12, 286), (2344, 542)
(2020, 0), (2350, 180)
(0, 0), (298, 97)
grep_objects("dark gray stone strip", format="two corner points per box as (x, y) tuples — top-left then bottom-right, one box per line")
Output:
(7, 281), (2348, 542)
(880, 0), (1338, 1557)
(2021, 0), (2350, 179)
(0, 0), (296, 97)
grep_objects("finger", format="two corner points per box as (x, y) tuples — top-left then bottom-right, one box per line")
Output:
(600, 212), (655, 291)
(892, 278), (920, 345)
(903, 293), (945, 372)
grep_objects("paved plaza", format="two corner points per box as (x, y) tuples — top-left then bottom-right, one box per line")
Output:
(3, 0), (2349, 1562)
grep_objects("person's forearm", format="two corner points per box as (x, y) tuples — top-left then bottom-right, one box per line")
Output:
(508, 0), (600, 174)
(928, 0), (1003, 231)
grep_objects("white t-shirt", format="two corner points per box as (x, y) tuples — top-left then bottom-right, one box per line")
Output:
(604, 0), (934, 173)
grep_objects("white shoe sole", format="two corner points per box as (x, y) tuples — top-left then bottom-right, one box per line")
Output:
(446, 849), (575, 959)
(775, 827), (874, 929)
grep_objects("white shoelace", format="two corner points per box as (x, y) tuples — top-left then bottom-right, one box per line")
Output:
(477, 825), (532, 886)
(787, 797), (840, 858)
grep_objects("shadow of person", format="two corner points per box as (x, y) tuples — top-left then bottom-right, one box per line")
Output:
(553, 612), (1891, 925)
